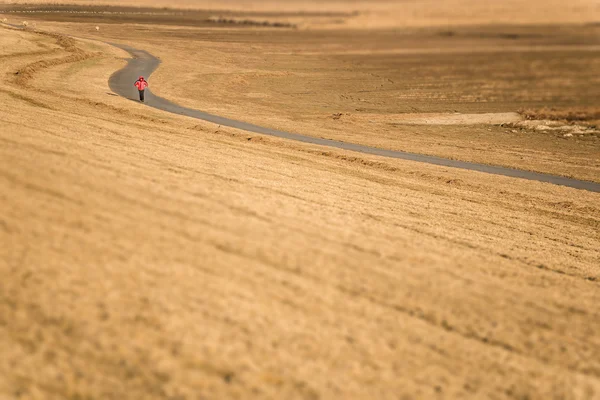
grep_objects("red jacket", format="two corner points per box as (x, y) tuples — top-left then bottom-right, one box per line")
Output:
(135, 78), (148, 90)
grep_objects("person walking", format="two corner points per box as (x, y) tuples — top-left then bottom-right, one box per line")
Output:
(134, 76), (148, 103)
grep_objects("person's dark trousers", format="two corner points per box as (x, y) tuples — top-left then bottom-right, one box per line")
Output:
(139, 90), (145, 102)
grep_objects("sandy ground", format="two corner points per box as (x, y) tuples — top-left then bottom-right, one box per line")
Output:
(1, 5), (600, 399)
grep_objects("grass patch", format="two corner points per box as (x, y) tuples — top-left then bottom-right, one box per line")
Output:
(518, 107), (600, 125)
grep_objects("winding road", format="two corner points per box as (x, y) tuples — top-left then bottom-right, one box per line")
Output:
(0, 20), (596, 192)
(108, 43), (600, 193)
(0, 35), (563, 193)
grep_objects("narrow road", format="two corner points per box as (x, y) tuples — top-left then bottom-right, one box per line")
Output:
(108, 43), (600, 193)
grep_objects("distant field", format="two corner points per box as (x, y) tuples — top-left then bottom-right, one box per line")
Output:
(1, 0), (599, 27)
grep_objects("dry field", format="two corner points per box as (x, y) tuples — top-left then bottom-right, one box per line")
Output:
(1, 2), (600, 399)
(20, 17), (600, 181)
(2, 0), (599, 27)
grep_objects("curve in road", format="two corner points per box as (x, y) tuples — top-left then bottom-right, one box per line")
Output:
(108, 42), (600, 193)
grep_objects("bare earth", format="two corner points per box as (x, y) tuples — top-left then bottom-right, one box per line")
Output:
(1, 2), (600, 399)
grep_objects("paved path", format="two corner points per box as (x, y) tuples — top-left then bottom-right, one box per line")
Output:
(0, 20), (595, 192)
(82, 41), (600, 193)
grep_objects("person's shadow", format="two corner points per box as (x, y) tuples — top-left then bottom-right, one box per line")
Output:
(107, 92), (146, 103)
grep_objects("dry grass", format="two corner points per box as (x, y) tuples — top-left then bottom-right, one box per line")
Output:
(11, 29), (100, 85)
(519, 107), (600, 125)
(38, 20), (597, 181)
(1, 12), (600, 400)
(206, 16), (296, 28)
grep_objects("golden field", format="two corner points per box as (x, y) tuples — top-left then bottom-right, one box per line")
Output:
(1, 1), (599, 398)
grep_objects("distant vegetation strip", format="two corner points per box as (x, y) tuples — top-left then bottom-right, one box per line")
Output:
(206, 16), (295, 28)
(519, 107), (600, 125)
(0, 6), (297, 28)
